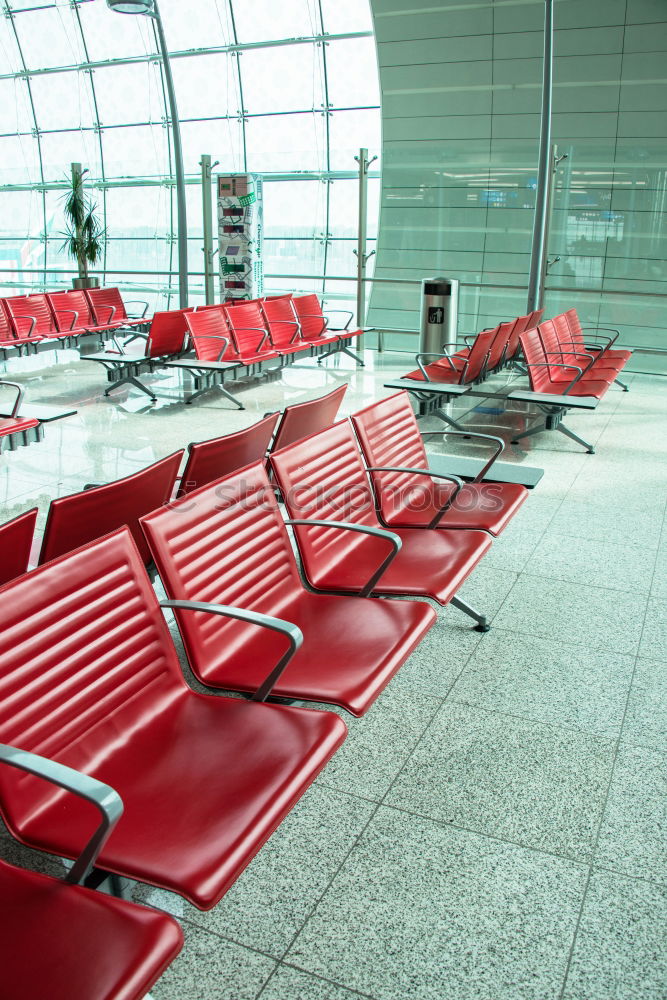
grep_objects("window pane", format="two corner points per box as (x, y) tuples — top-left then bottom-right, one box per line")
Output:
(77, 2), (156, 62)
(325, 37), (380, 108)
(0, 78), (33, 135)
(262, 180), (327, 237)
(105, 185), (171, 237)
(0, 134), (40, 185)
(232, 0), (321, 43)
(171, 53), (241, 120)
(244, 112), (326, 171)
(39, 129), (101, 182)
(240, 44), (324, 114)
(320, 0), (373, 34)
(180, 119), (245, 176)
(0, 190), (42, 238)
(13, 7), (84, 70)
(328, 109), (381, 169)
(102, 124), (169, 179)
(29, 71), (97, 132)
(95, 62), (165, 127)
(264, 237), (325, 278)
(161, 0), (234, 51)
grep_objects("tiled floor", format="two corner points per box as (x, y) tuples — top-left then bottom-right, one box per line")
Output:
(1, 346), (666, 999)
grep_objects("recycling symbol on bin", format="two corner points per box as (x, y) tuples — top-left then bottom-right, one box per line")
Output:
(428, 306), (444, 324)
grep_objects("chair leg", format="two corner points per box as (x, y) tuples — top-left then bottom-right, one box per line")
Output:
(511, 421), (547, 445)
(185, 382), (244, 409)
(450, 595), (490, 632)
(316, 346), (337, 365)
(434, 407), (467, 432)
(341, 345), (364, 366)
(557, 422), (595, 454)
(104, 376), (156, 402)
(614, 376), (629, 392)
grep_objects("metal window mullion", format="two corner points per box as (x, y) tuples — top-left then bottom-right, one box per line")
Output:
(228, 0), (248, 172)
(319, 15), (331, 300)
(151, 16), (174, 310)
(5, 3), (48, 289)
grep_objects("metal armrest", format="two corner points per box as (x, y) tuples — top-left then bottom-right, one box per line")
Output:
(98, 304), (117, 324)
(192, 333), (230, 362)
(522, 361), (583, 394)
(0, 380), (24, 418)
(0, 744), (123, 886)
(231, 325), (269, 352)
(579, 326), (619, 348)
(324, 308), (353, 330)
(367, 466), (464, 529)
(123, 299), (149, 318)
(285, 518), (401, 598)
(419, 429), (504, 483)
(416, 351), (458, 376)
(160, 599), (302, 702)
(16, 314), (37, 339)
(268, 318), (303, 345)
(55, 307), (79, 331)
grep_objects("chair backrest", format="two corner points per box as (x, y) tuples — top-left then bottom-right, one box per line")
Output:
(146, 309), (192, 359)
(0, 301), (18, 345)
(463, 326), (497, 383)
(140, 463), (304, 685)
(0, 508), (37, 587)
(519, 328), (551, 391)
(271, 384), (348, 453)
(0, 528), (187, 837)
(223, 301), (273, 358)
(291, 294), (327, 342)
(505, 311), (533, 359)
(270, 421), (381, 585)
(180, 412), (279, 495)
(564, 308), (585, 347)
(86, 287), (128, 325)
(185, 308), (240, 363)
(39, 450), (183, 566)
(260, 296), (303, 351)
(4, 294), (57, 339)
(47, 290), (95, 332)
(486, 320), (515, 370)
(351, 392), (431, 521)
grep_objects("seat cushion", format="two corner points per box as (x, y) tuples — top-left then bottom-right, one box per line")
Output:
(404, 365), (461, 384)
(0, 416), (40, 436)
(382, 481), (528, 536)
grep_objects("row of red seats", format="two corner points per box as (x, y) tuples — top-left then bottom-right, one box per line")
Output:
(0, 287), (149, 355)
(0, 379), (43, 454)
(0, 385), (529, 996)
(84, 293), (365, 407)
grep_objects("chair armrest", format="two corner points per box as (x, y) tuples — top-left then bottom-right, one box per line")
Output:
(160, 600), (302, 702)
(123, 300), (149, 318)
(97, 304), (117, 324)
(367, 466), (464, 529)
(416, 351), (458, 376)
(0, 744), (123, 886)
(54, 307), (79, 331)
(192, 333), (230, 362)
(420, 430), (504, 483)
(523, 361), (583, 393)
(268, 319), (302, 344)
(15, 314), (37, 339)
(324, 309), (353, 330)
(0, 380), (24, 418)
(285, 519), (401, 598)
(579, 326), (619, 348)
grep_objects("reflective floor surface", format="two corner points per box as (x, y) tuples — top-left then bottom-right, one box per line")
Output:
(1, 346), (666, 1000)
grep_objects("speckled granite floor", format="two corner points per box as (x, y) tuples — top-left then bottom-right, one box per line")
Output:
(1, 346), (666, 999)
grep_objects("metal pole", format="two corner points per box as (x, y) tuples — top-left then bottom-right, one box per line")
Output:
(200, 154), (215, 304)
(355, 148), (368, 328)
(152, 0), (188, 307)
(527, 0), (554, 312)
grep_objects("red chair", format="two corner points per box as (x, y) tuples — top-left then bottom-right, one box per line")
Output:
(506, 309), (544, 363)
(47, 289), (125, 340)
(0, 299), (41, 354)
(260, 295), (310, 358)
(3, 293), (71, 346)
(0, 380), (43, 452)
(179, 412), (279, 494)
(86, 287), (150, 330)
(39, 450), (183, 565)
(452, 319), (518, 373)
(538, 319), (618, 384)
(223, 300), (285, 364)
(351, 392), (527, 535)
(271, 384), (348, 453)
(0, 508), (37, 585)
(83, 309), (193, 401)
(0, 744), (183, 1000)
(291, 294), (364, 365)
(141, 464), (436, 715)
(564, 308), (632, 364)
(405, 326), (497, 385)
(0, 527), (346, 909)
(270, 421), (493, 631)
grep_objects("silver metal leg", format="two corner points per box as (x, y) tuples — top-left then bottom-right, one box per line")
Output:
(186, 382), (244, 409)
(341, 345), (364, 366)
(614, 377), (629, 392)
(105, 376), (156, 402)
(450, 594), (490, 632)
(434, 407), (467, 432)
(511, 422), (547, 445)
(557, 422), (594, 453)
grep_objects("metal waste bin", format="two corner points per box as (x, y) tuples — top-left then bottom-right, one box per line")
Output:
(419, 277), (459, 356)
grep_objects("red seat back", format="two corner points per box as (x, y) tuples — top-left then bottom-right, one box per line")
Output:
(39, 451), (183, 566)
(180, 412), (279, 494)
(0, 508), (37, 586)
(223, 301), (273, 358)
(0, 301), (18, 346)
(186, 309), (240, 363)
(463, 326), (497, 382)
(487, 320), (515, 370)
(351, 392), (431, 521)
(141, 464), (305, 685)
(505, 311), (533, 360)
(86, 287), (128, 326)
(0, 529), (189, 840)
(564, 308), (586, 347)
(4, 294), (57, 339)
(47, 290), (95, 332)
(291, 294), (327, 342)
(260, 296), (304, 351)
(271, 385), (347, 453)
(146, 309), (192, 358)
(519, 328), (551, 391)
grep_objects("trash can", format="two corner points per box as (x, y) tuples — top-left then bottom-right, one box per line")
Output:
(419, 277), (459, 356)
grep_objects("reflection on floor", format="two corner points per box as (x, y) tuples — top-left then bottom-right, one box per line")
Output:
(1, 346), (666, 1000)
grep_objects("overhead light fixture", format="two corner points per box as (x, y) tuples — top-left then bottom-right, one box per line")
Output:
(106, 0), (188, 307)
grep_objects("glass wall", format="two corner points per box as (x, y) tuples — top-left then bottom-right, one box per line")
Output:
(367, 0), (667, 372)
(0, 0), (380, 316)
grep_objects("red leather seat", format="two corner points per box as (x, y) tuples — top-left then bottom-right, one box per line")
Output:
(271, 384), (347, 453)
(565, 308), (631, 364)
(405, 326), (497, 384)
(351, 392), (527, 535)
(180, 412), (279, 494)
(0, 508), (37, 585)
(290, 294), (340, 348)
(538, 319), (618, 382)
(261, 295), (310, 357)
(0, 415), (41, 449)
(223, 301), (282, 364)
(4, 294), (70, 343)
(39, 450), (183, 565)
(0, 528), (346, 909)
(505, 309), (543, 362)
(47, 289), (112, 337)
(141, 464), (436, 716)
(270, 422), (493, 620)
(1, 298), (42, 349)
(86, 287), (150, 330)
(520, 328), (610, 400)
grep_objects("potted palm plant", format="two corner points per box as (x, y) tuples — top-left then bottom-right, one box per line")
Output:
(61, 162), (105, 289)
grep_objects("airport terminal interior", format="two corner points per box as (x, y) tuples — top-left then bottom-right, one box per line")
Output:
(0, 0), (665, 998)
